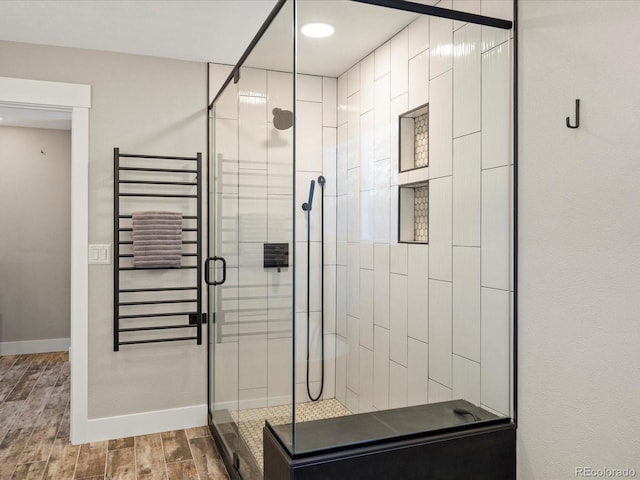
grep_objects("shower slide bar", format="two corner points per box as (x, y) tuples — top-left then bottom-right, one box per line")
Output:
(113, 147), (203, 351)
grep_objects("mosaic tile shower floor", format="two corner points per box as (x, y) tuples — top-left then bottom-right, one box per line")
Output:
(231, 399), (352, 471)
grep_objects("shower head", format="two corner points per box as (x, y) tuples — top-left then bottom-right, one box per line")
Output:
(302, 179), (316, 211)
(272, 107), (293, 130)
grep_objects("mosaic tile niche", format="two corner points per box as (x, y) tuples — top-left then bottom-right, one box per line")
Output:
(399, 103), (429, 172)
(414, 112), (429, 168)
(414, 184), (429, 242)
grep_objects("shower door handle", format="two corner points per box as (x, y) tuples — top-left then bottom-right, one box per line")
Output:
(204, 256), (227, 286)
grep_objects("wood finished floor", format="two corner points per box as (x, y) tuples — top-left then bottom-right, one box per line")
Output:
(0, 352), (229, 480)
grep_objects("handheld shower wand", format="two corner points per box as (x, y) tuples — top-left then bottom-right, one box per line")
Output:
(302, 179), (315, 211)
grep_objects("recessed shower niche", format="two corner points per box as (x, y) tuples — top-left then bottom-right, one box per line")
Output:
(398, 103), (430, 244)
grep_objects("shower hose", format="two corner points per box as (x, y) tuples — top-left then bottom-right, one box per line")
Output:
(306, 176), (325, 402)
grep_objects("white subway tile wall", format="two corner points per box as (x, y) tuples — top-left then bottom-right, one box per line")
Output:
(211, 0), (513, 432)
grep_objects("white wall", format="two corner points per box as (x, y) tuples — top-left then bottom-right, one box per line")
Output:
(0, 41), (208, 420)
(518, 1), (640, 477)
(0, 126), (71, 348)
(335, 7), (514, 416)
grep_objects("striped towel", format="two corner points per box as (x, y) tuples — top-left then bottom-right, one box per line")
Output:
(132, 211), (182, 268)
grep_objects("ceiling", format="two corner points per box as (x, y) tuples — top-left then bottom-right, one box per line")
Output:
(0, 0), (278, 65)
(0, 106), (71, 130)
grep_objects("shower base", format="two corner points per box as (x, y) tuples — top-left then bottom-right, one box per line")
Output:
(231, 398), (351, 471)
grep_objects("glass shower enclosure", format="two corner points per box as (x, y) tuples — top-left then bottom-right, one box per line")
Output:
(207, 1), (514, 478)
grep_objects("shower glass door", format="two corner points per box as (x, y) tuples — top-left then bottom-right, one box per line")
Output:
(208, 1), (295, 477)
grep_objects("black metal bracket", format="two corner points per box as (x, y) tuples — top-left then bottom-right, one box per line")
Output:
(566, 99), (580, 129)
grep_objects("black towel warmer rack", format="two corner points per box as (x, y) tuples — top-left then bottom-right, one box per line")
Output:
(113, 147), (203, 351)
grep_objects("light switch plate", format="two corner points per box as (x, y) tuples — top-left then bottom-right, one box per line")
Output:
(89, 244), (111, 264)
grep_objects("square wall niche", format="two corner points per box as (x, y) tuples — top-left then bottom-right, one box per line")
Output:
(399, 182), (429, 244)
(399, 103), (429, 173)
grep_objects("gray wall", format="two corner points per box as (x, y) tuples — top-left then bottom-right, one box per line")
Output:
(0, 126), (71, 344)
(0, 40), (208, 419)
(519, 0), (640, 477)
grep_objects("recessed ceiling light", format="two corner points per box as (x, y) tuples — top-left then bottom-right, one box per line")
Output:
(301, 23), (334, 38)
(0, 117), (3, 121)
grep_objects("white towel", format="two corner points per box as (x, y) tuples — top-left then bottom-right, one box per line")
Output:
(132, 211), (182, 268)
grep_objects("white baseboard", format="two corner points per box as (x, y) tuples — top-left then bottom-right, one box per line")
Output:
(84, 404), (208, 443)
(0, 338), (70, 356)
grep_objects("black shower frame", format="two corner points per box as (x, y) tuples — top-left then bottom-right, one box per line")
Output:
(206, 0), (518, 477)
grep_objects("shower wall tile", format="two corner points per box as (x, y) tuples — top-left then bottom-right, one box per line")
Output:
(336, 265), (347, 338)
(238, 199), (267, 244)
(481, 287), (510, 415)
(453, 24), (481, 138)
(337, 73), (348, 126)
(375, 41), (391, 80)
(346, 315), (360, 393)
(239, 66), (267, 96)
(347, 92), (361, 170)
(360, 53), (375, 113)
(408, 338), (429, 406)
(452, 0), (480, 30)
(238, 98), (267, 170)
(297, 74), (322, 102)
(407, 244), (429, 343)
(267, 268), (293, 339)
(360, 242), (374, 270)
(452, 246), (480, 362)
(481, 166), (510, 290)
(389, 186), (399, 243)
(347, 243), (360, 317)
(347, 168), (360, 242)
(323, 334), (337, 400)
(428, 176), (452, 281)
(346, 388), (360, 414)
(452, 354), (481, 406)
(268, 337), (293, 406)
(215, 118), (238, 161)
(347, 63), (360, 97)
(428, 279), (452, 387)
(374, 244), (390, 329)
(239, 388), (268, 409)
(374, 74), (391, 162)
(372, 327), (390, 411)
(390, 243), (408, 275)
(336, 335), (348, 405)
(452, 132), (481, 246)
(428, 70), (453, 178)
(323, 77), (337, 127)
(296, 101), (323, 172)
(389, 93), (408, 185)
(324, 194), (337, 259)
(389, 361), (408, 408)
(360, 189), (374, 242)
(359, 269), (374, 350)
(215, 85), (239, 121)
(295, 311), (323, 385)
(429, 15), (453, 79)
(428, 379), (452, 403)
(482, 26), (509, 54)
(481, 0), (514, 21)
(360, 110), (375, 191)
(295, 241), (322, 313)
(373, 178), (391, 244)
(267, 124), (293, 196)
(390, 28), (409, 99)
(323, 127), (337, 196)
(337, 195), (348, 264)
(337, 124), (348, 196)
(389, 273), (408, 366)
(359, 346), (374, 413)
(324, 265), (337, 335)
(408, 50), (429, 110)
(267, 70), (293, 114)
(239, 334), (268, 390)
(408, 15), (430, 59)
(209, 62), (233, 104)
(482, 41), (510, 169)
